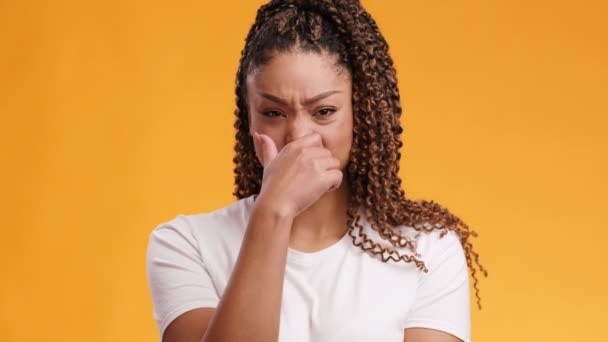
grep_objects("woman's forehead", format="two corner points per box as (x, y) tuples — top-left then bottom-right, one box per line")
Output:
(246, 51), (351, 92)
(250, 49), (348, 77)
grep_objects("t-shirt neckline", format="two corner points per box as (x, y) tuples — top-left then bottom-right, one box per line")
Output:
(286, 227), (352, 267)
(247, 194), (359, 267)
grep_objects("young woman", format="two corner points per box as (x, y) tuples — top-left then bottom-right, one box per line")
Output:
(146, 1), (487, 341)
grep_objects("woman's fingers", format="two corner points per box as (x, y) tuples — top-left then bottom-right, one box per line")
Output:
(253, 131), (343, 216)
(288, 132), (323, 150)
(324, 169), (343, 192)
(313, 156), (341, 172)
(255, 133), (278, 168)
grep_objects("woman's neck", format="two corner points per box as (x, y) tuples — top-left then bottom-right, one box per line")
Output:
(288, 180), (351, 249)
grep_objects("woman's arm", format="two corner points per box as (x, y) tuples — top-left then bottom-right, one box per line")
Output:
(404, 327), (463, 342)
(199, 199), (294, 342)
(401, 230), (472, 342)
(163, 199), (293, 342)
(163, 132), (340, 341)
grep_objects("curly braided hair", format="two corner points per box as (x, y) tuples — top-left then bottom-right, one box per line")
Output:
(231, 0), (488, 309)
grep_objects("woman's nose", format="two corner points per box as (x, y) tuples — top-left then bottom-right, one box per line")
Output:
(284, 115), (313, 145)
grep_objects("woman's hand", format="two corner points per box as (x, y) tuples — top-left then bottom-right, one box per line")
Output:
(253, 132), (343, 219)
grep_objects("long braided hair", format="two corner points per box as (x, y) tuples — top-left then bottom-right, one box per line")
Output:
(231, 0), (488, 309)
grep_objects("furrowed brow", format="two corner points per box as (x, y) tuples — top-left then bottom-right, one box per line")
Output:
(258, 90), (342, 106)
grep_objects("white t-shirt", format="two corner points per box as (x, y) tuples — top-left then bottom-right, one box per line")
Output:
(146, 194), (471, 342)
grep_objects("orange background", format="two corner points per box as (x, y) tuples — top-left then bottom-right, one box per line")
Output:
(1, 0), (606, 341)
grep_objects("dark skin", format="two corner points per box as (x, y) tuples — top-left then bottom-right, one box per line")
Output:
(246, 50), (353, 251)
(162, 51), (462, 342)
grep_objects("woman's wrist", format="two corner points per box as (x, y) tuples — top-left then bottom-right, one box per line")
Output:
(253, 193), (296, 223)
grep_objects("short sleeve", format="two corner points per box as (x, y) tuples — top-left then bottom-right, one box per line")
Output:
(145, 215), (220, 340)
(403, 230), (472, 342)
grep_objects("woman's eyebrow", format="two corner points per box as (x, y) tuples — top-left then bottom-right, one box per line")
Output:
(257, 90), (342, 106)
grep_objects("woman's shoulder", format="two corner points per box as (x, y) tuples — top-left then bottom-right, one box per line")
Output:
(353, 208), (464, 261)
(412, 227), (462, 253)
(148, 195), (256, 247)
(187, 194), (256, 232)
(402, 226), (466, 274)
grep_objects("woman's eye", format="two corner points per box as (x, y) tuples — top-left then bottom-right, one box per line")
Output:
(262, 110), (283, 118)
(316, 108), (336, 117)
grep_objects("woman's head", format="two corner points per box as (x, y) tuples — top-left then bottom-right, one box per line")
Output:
(232, 0), (487, 309)
(246, 50), (354, 172)
(233, 0), (403, 200)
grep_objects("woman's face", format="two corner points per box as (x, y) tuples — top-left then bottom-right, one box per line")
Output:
(246, 51), (353, 170)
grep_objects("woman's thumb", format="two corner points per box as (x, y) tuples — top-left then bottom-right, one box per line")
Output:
(256, 133), (278, 168)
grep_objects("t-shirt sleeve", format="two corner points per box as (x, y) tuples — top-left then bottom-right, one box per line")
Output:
(145, 215), (220, 340)
(403, 230), (472, 342)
